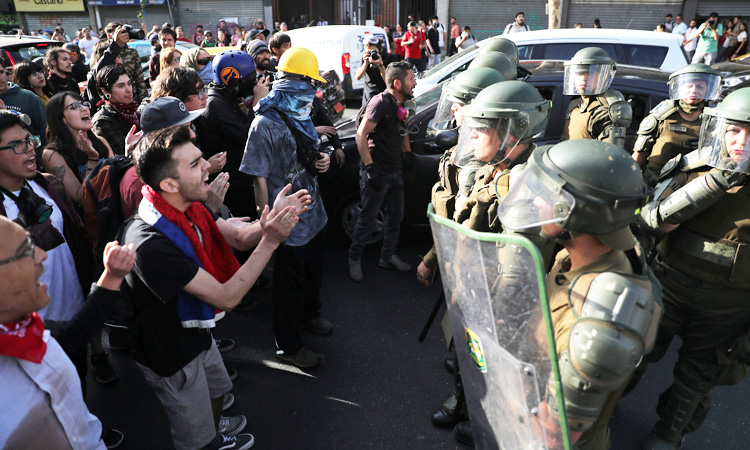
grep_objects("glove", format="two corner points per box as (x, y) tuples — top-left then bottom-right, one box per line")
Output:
(709, 169), (746, 191)
(728, 333), (750, 364)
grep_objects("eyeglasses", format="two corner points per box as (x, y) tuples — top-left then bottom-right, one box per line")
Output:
(0, 135), (41, 154)
(63, 101), (91, 112)
(29, 71), (45, 78)
(0, 235), (35, 267)
(197, 57), (213, 65)
(190, 86), (207, 99)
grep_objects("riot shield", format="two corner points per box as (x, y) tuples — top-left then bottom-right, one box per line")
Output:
(428, 205), (571, 450)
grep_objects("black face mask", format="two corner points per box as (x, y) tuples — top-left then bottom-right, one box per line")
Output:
(0, 184), (63, 251)
(238, 75), (258, 99)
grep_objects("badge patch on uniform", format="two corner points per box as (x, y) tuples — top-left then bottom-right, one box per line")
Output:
(464, 327), (487, 373)
(669, 125), (688, 133)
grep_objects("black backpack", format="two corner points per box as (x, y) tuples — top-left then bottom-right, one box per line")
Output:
(355, 92), (394, 136)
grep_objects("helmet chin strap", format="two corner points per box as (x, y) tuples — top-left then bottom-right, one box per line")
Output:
(679, 99), (704, 114)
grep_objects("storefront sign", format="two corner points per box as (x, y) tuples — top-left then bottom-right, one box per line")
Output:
(14, 0), (84, 12)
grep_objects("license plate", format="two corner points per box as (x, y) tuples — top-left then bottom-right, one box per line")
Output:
(333, 102), (344, 113)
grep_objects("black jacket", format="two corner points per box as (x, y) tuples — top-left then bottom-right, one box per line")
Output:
(47, 71), (79, 95)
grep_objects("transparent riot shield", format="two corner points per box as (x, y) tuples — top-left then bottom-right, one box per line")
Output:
(428, 205), (571, 450)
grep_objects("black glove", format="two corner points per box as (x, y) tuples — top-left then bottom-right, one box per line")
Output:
(710, 169), (746, 191)
(728, 333), (750, 364)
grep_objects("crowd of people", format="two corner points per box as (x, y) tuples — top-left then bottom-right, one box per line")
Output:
(1, 8), (749, 450)
(654, 11), (748, 63)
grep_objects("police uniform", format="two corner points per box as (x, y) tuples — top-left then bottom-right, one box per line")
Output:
(546, 248), (660, 449)
(561, 89), (629, 142)
(633, 100), (703, 174)
(643, 164), (750, 438)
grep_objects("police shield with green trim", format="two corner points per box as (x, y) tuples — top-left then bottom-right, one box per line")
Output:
(496, 140), (662, 449)
(428, 209), (571, 450)
(560, 47), (632, 147)
(633, 88), (750, 450)
(632, 63), (722, 184)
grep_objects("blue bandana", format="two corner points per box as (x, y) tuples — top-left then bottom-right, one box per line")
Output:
(255, 79), (318, 142)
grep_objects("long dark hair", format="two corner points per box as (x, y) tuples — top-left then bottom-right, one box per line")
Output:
(12, 60), (53, 97)
(45, 91), (107, 174)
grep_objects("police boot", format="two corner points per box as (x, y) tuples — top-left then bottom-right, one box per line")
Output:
(643, 371), (711, 450)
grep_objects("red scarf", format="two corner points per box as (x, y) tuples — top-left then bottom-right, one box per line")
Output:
(97, 99), (140, 131)
(0, 313), (47, 363)
(142, 186), (240, 286)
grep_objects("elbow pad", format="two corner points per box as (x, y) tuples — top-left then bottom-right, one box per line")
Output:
(657, 172), (728, 225)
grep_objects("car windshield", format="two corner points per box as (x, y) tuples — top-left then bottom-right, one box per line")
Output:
(418, 44), (479, 78)
(16, 45), (49, 60)
(416, 81), (444, 109)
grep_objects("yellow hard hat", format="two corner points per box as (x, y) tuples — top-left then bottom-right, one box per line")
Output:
(277, 47), (327, 83)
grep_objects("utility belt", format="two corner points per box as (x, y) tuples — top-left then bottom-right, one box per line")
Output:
(657, 228), (750, 290)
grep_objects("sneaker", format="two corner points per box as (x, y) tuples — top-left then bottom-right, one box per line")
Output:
(300, 317), (333, 335)
(222, 393), (235, 412)
(205, 433), (255, 450)
(276, 347), (322, 369)
(216, 339), (236, 353)
(218, 415), (247, 437)
(91, 353), (119, 385)
(225, 365), (238, 381)
(101, 427), (124, 449)
(379, 254), (412, 272)
(348, 257), (363, 282)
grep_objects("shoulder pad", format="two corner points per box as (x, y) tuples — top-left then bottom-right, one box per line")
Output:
(658, 154), (684, 180)
(608, 99), (633, 127)
(682, 147), (713, 172)
(598, 89), (625, 107)
(649, 99), (679, 120)
(637, 114), (659, 135)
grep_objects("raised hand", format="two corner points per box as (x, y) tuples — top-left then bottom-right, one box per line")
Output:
(206, 151), (227, 174)
(273, 183), (311, 215)
(260, 205), (298, 245)
(125, 125), (144, 157)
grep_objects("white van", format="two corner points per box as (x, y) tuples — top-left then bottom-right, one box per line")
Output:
(285, 25), (390, 98)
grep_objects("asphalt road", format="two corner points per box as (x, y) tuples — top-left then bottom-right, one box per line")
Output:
(87, 225), (750, 450)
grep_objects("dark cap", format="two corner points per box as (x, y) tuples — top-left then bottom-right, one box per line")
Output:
(248, 29), (270, 40)
(140, 96), (204, 133)
(247, 39), (270, 59)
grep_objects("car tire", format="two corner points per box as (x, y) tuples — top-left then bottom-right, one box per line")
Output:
(335, 195), (385, 245)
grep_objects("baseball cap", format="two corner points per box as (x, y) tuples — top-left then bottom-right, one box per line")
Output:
(248, 29), (270, 40)
(140, 96), (205, 133)
(247, 40), (270, 59)
(366, 35), (379, 45)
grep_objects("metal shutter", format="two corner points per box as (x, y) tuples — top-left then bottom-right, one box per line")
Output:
(22, 12), (93, 33)
(566, 1), (682, 31)
(178, 0), (264, 36)
(696, 1), (750, 17)
(448, 0), (547, 40)
(97, 6), (172, 30)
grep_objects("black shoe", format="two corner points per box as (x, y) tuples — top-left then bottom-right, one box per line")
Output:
(276, 347), (322, 369)
(91, 353), (119, 385)
(454, 421), (474, 447)
(300, 317), (333, 335)
(102, 428), (124, 449)
(216, 338), (236, 353)
(431, 407), (463, 428)
(444, 357), (456, 374)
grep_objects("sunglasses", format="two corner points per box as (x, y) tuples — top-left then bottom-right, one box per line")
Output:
(197, 57), (213, 65)
(0, 235), (35, 267)
(63, 101), (91, 112)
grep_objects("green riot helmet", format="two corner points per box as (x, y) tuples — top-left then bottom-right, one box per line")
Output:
(668, 63), (722, 103)
(563, 47), (616, 96)
(468, 51), (517, 82)
(701, 87), (750, 174)
(433, 67), (506, 131)
(454, 80), (550, 168)
(498, 140), (649, 249)
(478, 37), (519, 65)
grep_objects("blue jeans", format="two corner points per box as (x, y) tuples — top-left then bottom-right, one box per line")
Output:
(349, 167), (404, 261)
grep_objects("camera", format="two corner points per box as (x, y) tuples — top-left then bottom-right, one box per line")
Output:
(368, 50), (380, 61)
(122, 24), (145, 40)
(708, 19), (716, 26)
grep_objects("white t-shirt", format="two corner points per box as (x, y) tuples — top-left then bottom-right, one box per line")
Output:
(503, 22), (529, 34)
(684, 27), (699, 52)
(435, 23), (446, 49)
(2, 181), (84, 321)
(738, 31), (747, 43)
(78, 36), (97, 60)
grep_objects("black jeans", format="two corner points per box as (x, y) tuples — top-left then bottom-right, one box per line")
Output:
(272, 229), (325, 354)
(348, 167), (404, 262)
(405, 57), (425, 73)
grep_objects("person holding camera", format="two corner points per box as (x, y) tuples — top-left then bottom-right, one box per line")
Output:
(356, 35), (393, 107)
(687, 12), (723, 64)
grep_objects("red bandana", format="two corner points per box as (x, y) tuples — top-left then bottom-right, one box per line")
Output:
(0, 312), (47, 363)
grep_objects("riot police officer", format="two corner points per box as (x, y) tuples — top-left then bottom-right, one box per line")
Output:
(560, 47), (632, 147)
(633, 63), (722, 183)
(418, 67), (506, 285)
(635, 88), (750, 450)
(497, 139), (660, 449)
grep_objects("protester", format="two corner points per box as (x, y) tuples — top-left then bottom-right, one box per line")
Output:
(664, 13), (675, 32)
(12, 60), (53, 106)
(93, 65), (139, 156)
(348, 61), (416, 282)
(356, 35), (394, 106)
(448, 18), (459, 56)
(159, 47), (182, 71)
(44, 48), (78, 94)
(78, 27), (97, 60)
(733, 22), (748, 59)
(267, 32), (291, 72)
(684, 19), (699, 61)
(672, 14), (688, 36)
(241, 47), (333, 369)
(401, 21), (425, 72)
(426, 16), (445, 68)
(175, 26), (191, 43)
(180, 47), (214, 84)
(103, 22), (149, 106)
(63, 43), (89, 83)
(192, 24), (205, 46)
(122, 125), (307, 450)
(689, 12), (723, 64)
(455, 26), (476, 52)
(201, 31), (217, 48)
(149, 28), (177, 83)
(0, 53), (47, 148)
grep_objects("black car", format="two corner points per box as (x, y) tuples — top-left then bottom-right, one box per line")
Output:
(712, 60), (750, 98)
(319, 60), (670, 244)
(0, 36), (63, 65)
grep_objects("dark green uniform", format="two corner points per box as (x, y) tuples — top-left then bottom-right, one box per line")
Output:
(561, 89), (626, 142)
